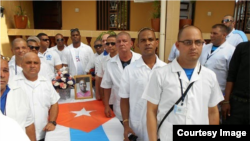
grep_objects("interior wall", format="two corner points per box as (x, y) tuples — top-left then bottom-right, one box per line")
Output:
(194, 1), (235, 33)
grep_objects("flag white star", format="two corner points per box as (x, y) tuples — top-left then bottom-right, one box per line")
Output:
(71, 108), (95, 117)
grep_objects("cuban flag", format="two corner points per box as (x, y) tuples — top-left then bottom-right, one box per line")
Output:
(45, 100), (124, 141)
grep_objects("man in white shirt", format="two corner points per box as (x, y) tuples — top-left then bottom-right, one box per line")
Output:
(200, 24), (235, 94)
(142, 26), (224, 141)
(9, 38), (30, 81)
(1, 57), (36, 141)
(101, 32), (141, 122)
(119, 28), (166, 141)
(95, 33), (110, 100)
(0, 112), (30, 141)
(14, 52), (60, 141)
(222, 15), (248, 47)
(50, 33), (69, 66)
(66, 28), (95, 76)
(37, 33), (62, 73)
(97, 35), (118, 107)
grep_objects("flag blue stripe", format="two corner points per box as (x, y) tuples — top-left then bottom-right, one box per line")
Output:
(70, 126), (109, 141)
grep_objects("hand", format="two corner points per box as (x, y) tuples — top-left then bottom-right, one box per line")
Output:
(105, 106), (112, 118)
(43, 123), (56, 131)
(221, 103), (231, 120)
(123, 125), (136, 141)
(95, 91), (101, 100)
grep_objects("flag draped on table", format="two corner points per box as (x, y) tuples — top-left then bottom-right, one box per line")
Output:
(45, 100), (123, 141)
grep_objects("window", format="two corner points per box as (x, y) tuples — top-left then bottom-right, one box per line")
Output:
(234, 0), (250, 33)
(97, 1), (130, 30)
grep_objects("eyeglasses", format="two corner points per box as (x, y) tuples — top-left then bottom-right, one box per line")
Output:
(106, 42), (116, 46)
(221, 19), (233, 23)
(41, 39), (49, 42)
(178, 40), (204, 46)
(94, 44), (102, 49)
(56, 38), (64, 42)
(70, 28), (79, 32)
(28, 45), (40, 51)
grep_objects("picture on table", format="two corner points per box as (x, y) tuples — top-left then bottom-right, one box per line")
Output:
(74, 75), (93, 99)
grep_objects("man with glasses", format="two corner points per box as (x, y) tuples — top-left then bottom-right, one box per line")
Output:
(101, 32), (141, 122)
(95, 33), (110, 100)
(119, 28), (166, 141)
(66, 28), (95, 76)
(37, 33), (62, 73)
(222, 15), (248, 47)
(50, 33), (69, 67)
(142, 26), (224, 141)
(97, 35), (118, 107)
(27, 36), (54, 80)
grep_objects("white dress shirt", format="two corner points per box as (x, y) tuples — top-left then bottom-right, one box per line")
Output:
(199, 41), (235, 93)
(38, 48), (62, 73)
(13, 72), (60, 140)
(50, 45), (69, 65)
(142, 59), (224, 141)
(226, 28), (247, 47)
(119, 56), (166, 141)
(66, 43), (95, 76)
(0, 112), (30, 141)
(6, 84), (34, 131)
(101, 51), (141, 121)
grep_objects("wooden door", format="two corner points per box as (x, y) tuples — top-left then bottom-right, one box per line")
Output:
(33, 1), (62, 29)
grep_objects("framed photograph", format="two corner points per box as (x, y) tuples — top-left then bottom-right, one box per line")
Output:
(74, 75), (93, 99)
(180, 3), (189, 11)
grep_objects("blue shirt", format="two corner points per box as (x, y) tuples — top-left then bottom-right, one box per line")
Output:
(183, 68), (195, 80)
(211, 45), (219, 53)
(103, 50), (108, 56)
(1, 85), (10, 114)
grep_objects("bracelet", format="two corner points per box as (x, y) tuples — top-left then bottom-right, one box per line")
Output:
(222, 101), (230, 104)
(123, 119), (129, 123)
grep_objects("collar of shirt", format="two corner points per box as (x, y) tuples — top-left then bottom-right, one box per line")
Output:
(227, 28), (235, 38)
(38, 48), (50, 56)
(110, 51), (136, 63)
(15, 71), (47, 82)
(171, 58), (201, 83)
(135, 55), (166, 69)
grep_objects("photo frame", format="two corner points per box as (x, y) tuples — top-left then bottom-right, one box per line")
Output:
(180, 3), (189, 11)
(74, 75), (93, 99)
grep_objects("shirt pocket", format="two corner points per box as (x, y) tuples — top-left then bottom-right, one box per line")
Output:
(214, 59), (226, 71)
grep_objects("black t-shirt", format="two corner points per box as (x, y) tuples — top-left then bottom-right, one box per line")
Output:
(121, 59), (131, 69)
(227, 41), (250, 98)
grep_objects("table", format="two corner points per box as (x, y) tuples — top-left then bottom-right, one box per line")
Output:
(45, 89), (124, 141)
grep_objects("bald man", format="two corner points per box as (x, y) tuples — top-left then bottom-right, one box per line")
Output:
(1, 57), (36, 141)
(222, 15), (248, 47)
(12, 52), (60, 141)
(142, 26), (224, 141)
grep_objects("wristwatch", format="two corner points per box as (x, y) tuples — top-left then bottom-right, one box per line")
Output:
(49, 121), (57, 126)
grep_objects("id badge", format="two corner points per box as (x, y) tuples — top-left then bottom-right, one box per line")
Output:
(174, 104), (187, 116)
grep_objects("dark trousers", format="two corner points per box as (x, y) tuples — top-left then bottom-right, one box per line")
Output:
(222, 98), (250, 124)
(39, 139), (45, 141)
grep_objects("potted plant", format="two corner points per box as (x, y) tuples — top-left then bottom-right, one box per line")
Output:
(14, 3), (30, 29)
(151, 0), (160, 32)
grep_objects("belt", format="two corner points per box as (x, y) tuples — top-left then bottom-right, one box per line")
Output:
(231, 95), (250, 103)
